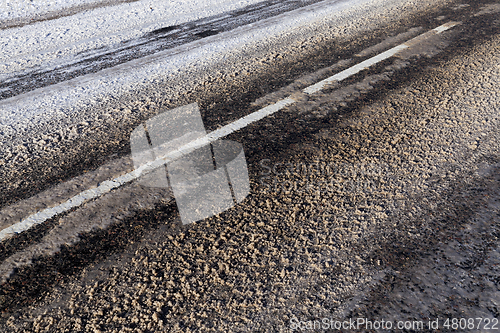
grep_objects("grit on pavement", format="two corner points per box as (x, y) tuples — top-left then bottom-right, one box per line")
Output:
(1, 6), (499, 333)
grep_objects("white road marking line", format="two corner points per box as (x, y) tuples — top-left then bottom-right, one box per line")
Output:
(303, 45), (409, 95)
(0, 21), (459, 241)
(303, 21), (460, 95)
(433, 21), (460, 33)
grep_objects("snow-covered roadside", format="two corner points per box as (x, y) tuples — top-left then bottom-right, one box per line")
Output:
(0, 0), (367, 128)
(0, 0), (264, 78)
(0, 0), (111, 22)
(0, 0), (454, 136)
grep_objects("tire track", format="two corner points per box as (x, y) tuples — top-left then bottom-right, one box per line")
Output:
(0, 0), (326, 101)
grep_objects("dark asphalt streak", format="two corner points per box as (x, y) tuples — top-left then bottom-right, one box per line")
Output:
(0, 0), (498, 324)
(0, 0), (326, 101)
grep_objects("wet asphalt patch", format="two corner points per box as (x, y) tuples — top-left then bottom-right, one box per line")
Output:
(0, 201), (180, 314)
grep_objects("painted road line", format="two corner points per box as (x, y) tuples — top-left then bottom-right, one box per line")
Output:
(433, 21), (460, 33)
(303, 21), (461, 95)
(0, 21), (460, 242)
(303, 44), (409, 95)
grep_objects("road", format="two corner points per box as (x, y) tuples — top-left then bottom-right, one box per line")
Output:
(0, 0), (499, 331)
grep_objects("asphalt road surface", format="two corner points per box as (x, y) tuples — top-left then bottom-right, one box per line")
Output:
(0, 0), (499, 332)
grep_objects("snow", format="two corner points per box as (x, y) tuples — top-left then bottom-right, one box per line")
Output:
(0, 0), (109, 21)
(0, 0), (453, 145)
(0, 0), (263, 78)
(0, 0), (367, 128)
